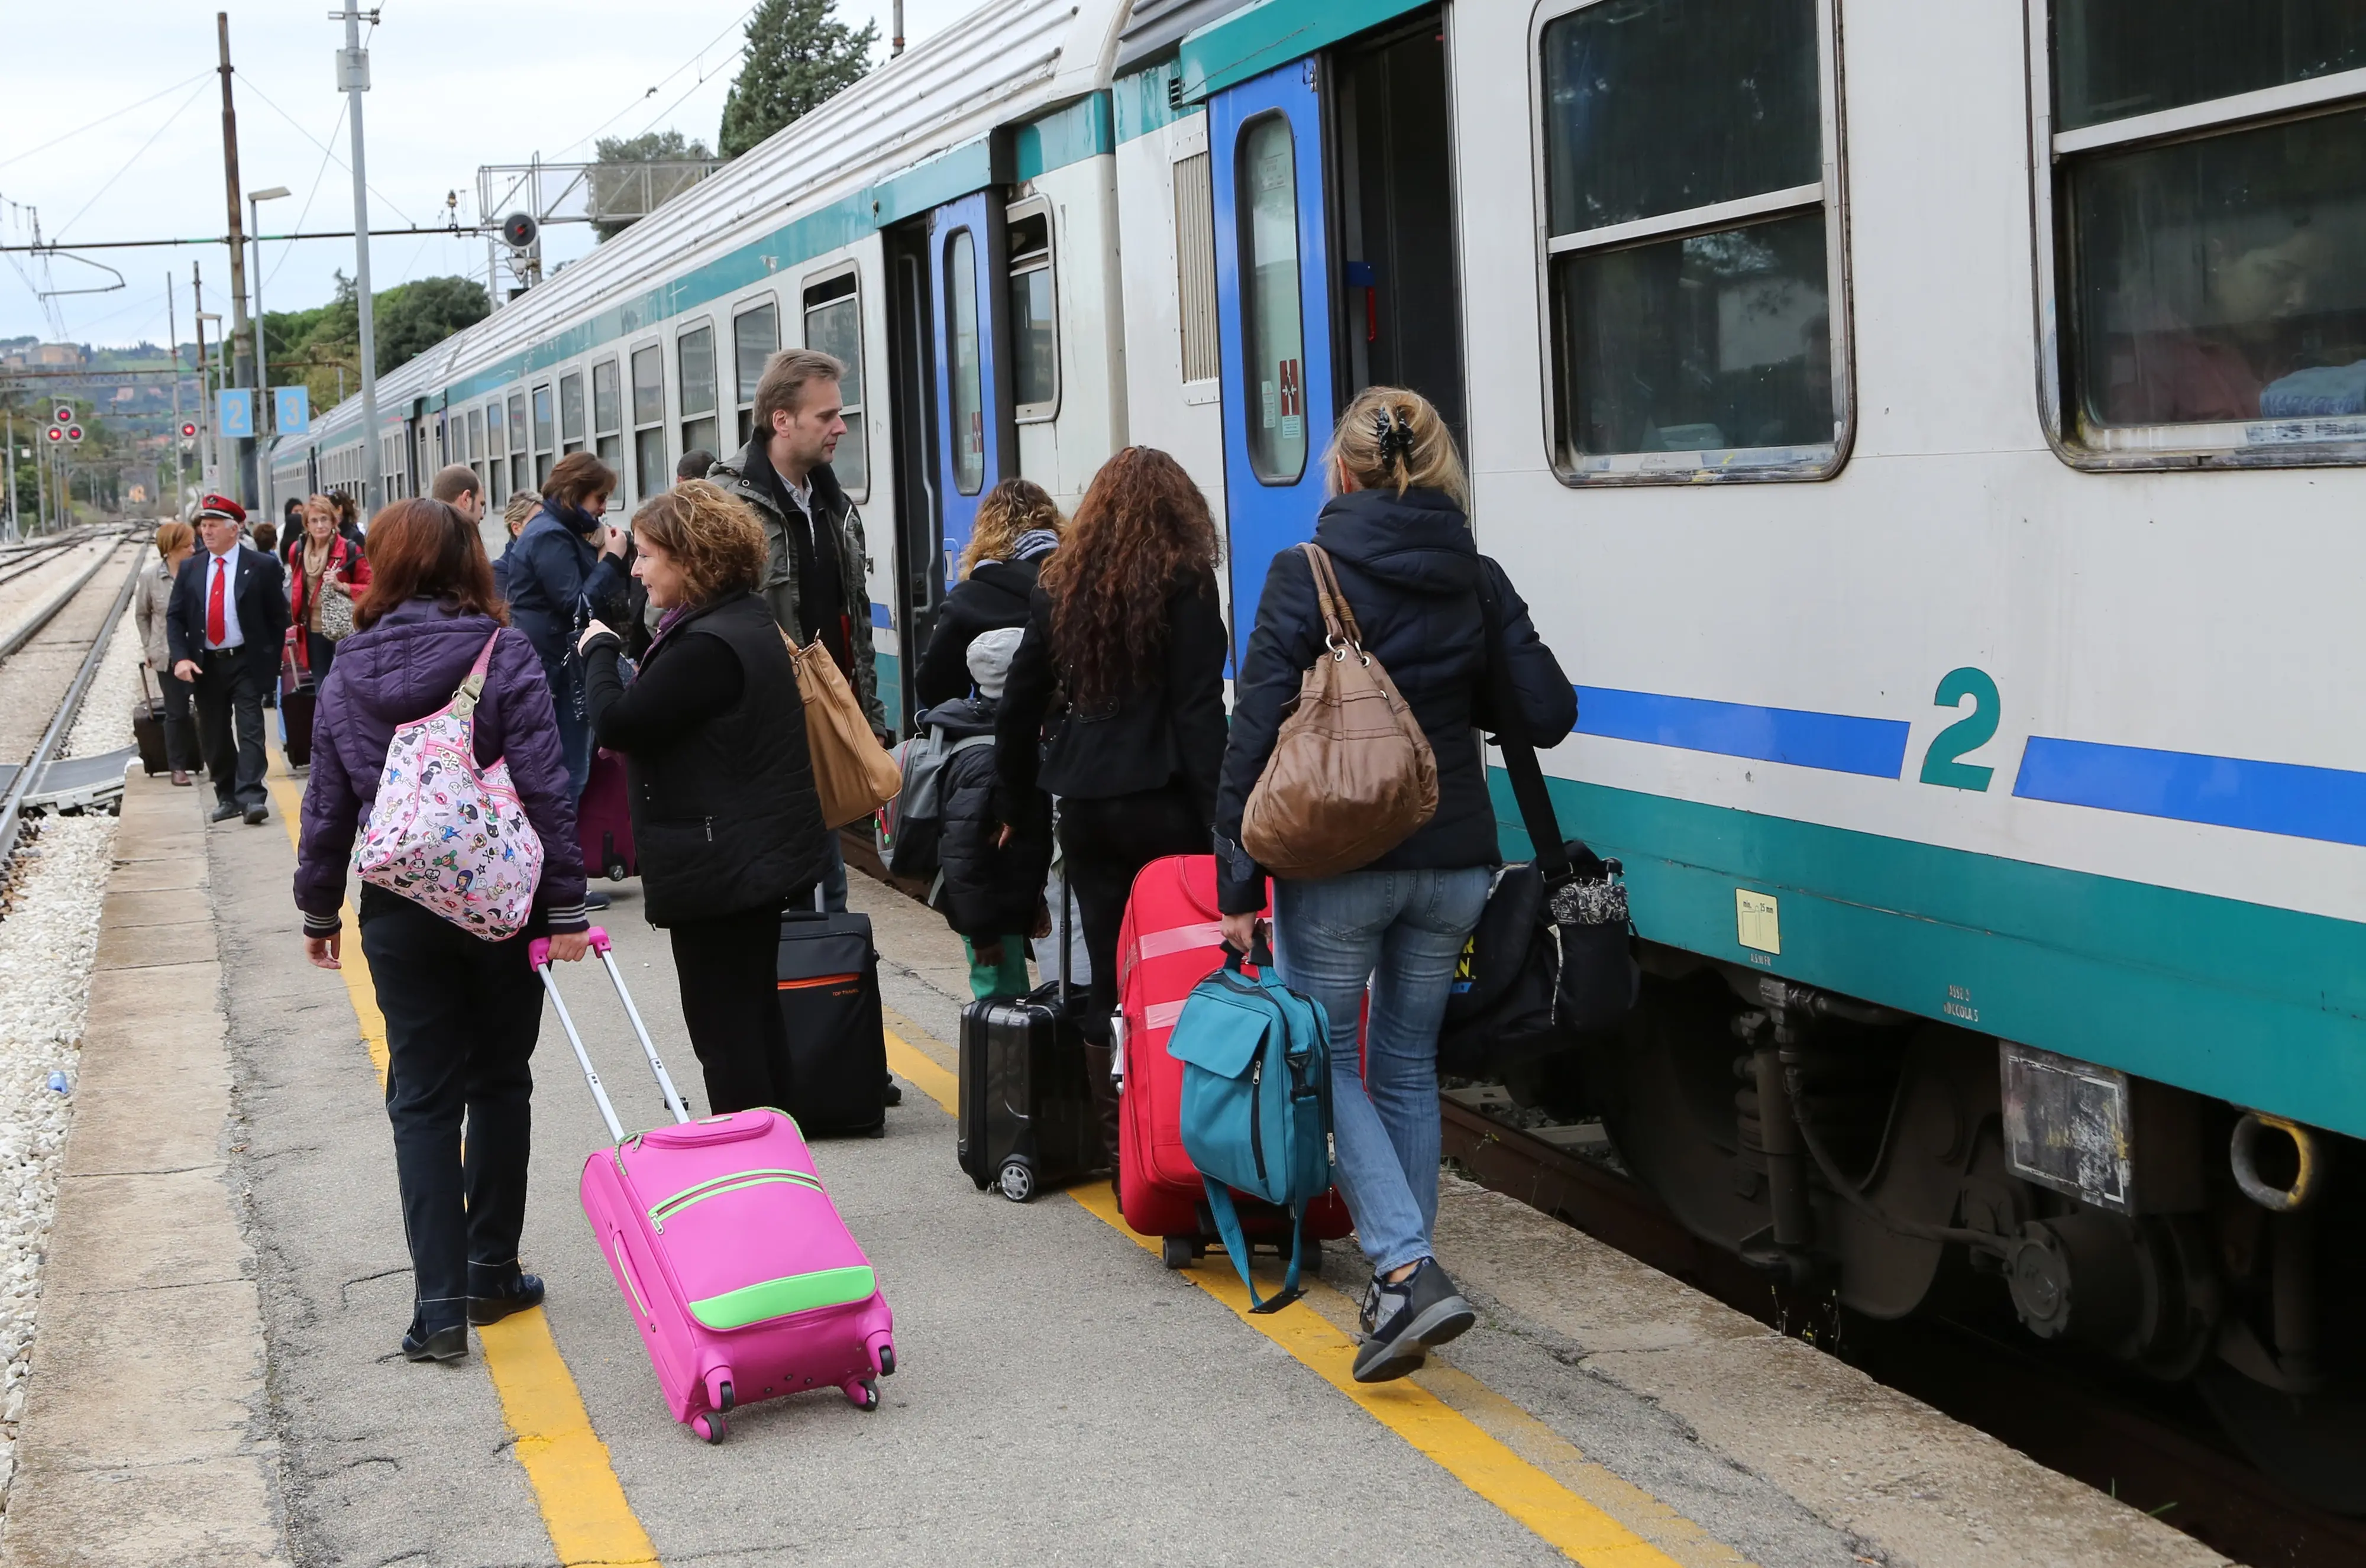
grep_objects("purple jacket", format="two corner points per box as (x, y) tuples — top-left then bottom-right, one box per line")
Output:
(294, 597), (587, 936)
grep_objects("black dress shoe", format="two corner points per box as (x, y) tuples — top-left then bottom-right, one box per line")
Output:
(209, 801), (241, 823)
(243, 804), (267, 826)
(402, 1324), (468, 1362)
(468, 1273), (545, 1325)
(883, 1076), (903, 1108)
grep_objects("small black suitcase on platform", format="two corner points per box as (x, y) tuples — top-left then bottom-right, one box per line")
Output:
(280, 681), (316, 768)
(132, 669), (169, 775)
(956, 897), (1098, 1202)
(776, 894), (888, 1138)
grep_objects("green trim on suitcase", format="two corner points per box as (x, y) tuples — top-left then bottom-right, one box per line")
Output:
(647, 1169), (824, 1230)
(688, 1265), (878, 1330)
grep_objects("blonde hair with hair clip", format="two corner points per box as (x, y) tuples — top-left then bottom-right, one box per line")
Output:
(1326, 386), (1468, 512)
(956, 478), (1064, 580)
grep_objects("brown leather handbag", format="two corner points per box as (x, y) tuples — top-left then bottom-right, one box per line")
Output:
(1239, 543), (1437, 879)
(781, 629), (903, 829)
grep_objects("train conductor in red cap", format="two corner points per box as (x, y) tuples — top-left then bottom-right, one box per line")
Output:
(167, 494), (290, 825)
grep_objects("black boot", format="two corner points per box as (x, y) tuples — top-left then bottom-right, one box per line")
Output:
(1081, 1040), (1120, 1172)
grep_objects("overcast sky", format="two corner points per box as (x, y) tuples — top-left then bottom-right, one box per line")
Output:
(0, 0), (977, 351)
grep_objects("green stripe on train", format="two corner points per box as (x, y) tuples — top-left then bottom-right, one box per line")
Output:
(689, 1265), (877, 1330)
(1496, 772), (2366, 1139)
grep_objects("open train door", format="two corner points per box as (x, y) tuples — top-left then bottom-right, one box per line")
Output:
(1204, 8), (1462, 662)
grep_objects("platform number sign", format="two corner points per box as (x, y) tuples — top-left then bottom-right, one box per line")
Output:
(216, 388), (254, 441)
(1920, 667), (2002, 791)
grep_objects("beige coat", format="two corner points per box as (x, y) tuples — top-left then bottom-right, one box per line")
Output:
(132, 557), (178, 670)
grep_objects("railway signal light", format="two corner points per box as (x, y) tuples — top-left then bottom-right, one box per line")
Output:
(181, 422), (199, 439)
(63, 425), (82, 444)
(50, 404), (72, 425)
(43, 426), (63, 445)
(501, 211), (538, 251)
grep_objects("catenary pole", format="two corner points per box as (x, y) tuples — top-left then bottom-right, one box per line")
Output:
(217, 12), (255, 509)
(340, 1), (383, 513)
(167, 275), (183, 507)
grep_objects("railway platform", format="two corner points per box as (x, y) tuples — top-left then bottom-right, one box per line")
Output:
(0, 758), (2231, 1568)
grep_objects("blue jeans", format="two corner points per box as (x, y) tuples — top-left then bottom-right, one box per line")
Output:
(1273, 865), (1491, 1278)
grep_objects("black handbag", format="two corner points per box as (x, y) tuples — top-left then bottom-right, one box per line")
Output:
(1437, 580), (1638, 1078)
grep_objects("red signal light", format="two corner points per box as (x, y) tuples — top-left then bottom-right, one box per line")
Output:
(180, 422), (199, 439)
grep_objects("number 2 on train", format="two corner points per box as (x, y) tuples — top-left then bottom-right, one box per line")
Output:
(1919, 667), (2000, 791)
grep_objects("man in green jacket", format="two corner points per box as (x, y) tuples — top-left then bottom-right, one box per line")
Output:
(709, 349), (890, 935)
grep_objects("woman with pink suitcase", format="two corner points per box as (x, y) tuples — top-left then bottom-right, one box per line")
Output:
(293, 499), (592, 1365)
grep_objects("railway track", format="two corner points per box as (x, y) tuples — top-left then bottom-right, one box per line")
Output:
(1439, 1097), (2366, 1567)
(0, 531), (103, 594)
(0, 534), (146, 890)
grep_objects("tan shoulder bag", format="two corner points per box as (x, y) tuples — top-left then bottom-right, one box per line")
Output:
(781, 629), (903, 829)
(1239, 543), (1438, 880)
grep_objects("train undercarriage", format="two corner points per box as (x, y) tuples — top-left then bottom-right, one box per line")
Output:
(1499, 947), (2366, 1514)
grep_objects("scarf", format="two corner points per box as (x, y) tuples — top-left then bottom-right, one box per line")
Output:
(302, 537), (334, 629)
(1013, 528), (1060, 561)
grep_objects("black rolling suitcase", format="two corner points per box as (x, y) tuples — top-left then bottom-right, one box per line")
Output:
(132, 668), (169, 775)
(776, 890), (888, 1137)
(957, 897), (1098, 1202)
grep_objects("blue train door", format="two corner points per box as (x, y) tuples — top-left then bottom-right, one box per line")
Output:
(928, 192), (1014, 585)
(1213, 60), (1334, 660)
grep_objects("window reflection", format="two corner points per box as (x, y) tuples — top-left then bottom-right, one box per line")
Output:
(1239, 113), (1306, 484)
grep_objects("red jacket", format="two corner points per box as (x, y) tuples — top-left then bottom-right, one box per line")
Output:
(289, 535), (370, 670)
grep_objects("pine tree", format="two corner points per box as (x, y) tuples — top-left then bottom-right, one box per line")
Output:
(717, 0), (878, 160)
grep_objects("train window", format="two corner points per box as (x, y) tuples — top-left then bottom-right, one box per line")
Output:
(485, 402), (507, 507)
(1175, 152), (1221, 385)
(1535, 0), (1843, 482)
(467, 408), (486, 496)
(803, 271), (868, 496)
(531, 384), (555, 487)
(560, 371), (586, 455)
(592, 359), (622, 506)
(1237, 112), (1307, 485)
(678, 323), (719, 462)
(1007, 202), (1058, 421)
(733, 300), (779, 450)
(2043, 1), (2366, 462)
(507, 392), (530, 500)
(944, 232), (986, 494)
(631, 344), (667, 501)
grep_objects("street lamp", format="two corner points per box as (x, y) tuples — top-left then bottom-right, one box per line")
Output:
(248, 187), (290, 446)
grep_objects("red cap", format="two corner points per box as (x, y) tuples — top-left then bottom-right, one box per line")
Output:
(196, 493), (247, 525)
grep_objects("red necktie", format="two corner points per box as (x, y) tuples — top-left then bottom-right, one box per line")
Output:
(206, 557), (227, 647)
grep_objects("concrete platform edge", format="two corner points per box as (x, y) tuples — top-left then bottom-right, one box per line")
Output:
(1, 775), (289, 1568)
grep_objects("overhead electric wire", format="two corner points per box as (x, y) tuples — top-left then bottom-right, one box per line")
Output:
(559, 4), (757, 156)
(0, 70), (212, 172)
(265, 98), (351, 293)
(51, 76), (214, 241)
(233, 69), (419, 227)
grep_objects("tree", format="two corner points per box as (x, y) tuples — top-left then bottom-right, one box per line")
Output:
(590, 129), (715, 242)
(717, 0), (877, 161)
(371, 276), (490, 374)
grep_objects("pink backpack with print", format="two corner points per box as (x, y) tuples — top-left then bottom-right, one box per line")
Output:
(354, 631), (546, 939)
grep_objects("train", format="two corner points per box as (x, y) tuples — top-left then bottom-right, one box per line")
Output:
(271, 0), (2366, 1510)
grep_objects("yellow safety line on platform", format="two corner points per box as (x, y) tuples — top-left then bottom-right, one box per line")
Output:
(267, 764), (663, 1568)
(878, 1031), (1681, 1568)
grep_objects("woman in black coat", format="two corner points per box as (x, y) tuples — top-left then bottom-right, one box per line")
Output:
(578, 480), (830, 1114)
(1215, 387), (1575, 1386)
(914, 477), (1063, 710)
(995, 448), (1229, 1160)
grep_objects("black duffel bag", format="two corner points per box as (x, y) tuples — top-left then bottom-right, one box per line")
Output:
(1437, 589), (1638, 1078)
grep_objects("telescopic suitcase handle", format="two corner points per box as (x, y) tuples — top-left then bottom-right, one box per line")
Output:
(529, 926), (693, 1141)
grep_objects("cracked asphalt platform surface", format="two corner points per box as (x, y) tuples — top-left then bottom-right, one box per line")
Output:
(167, 783), (2225, 1568)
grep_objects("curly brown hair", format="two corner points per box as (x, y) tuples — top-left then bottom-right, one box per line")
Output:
(630, 480), (768, 606)
(956, 477), (1062, 581)
(1036, 447), (1219, 711)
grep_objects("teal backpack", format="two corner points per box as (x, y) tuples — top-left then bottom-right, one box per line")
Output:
(1165, 943), (1333, 1312)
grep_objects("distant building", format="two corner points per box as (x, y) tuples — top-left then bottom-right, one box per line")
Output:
(33, 344), (82, 368)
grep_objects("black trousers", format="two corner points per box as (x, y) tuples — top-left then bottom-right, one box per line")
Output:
(358, 887), (543, 1334)
(1059, 783), (1208, 1045)
(670, 905), (793, 1115)
(192, 650), (269, 808)
(156, 666), (198, 772)
(306, 627), (337, 687)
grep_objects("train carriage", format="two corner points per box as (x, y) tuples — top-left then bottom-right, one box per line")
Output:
(272, 0), (2366, 1508)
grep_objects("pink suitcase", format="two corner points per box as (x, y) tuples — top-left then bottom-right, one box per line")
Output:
(531, 928), (897, 1443)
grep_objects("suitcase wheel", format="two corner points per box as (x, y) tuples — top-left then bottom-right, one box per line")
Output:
(843, 1376), (880, 1411)
(703, 1370), (735, 1413)
(690, 1409), (728, 1444)
(604, 858), (628, 881)
(997, 1159), (1036, 1203)
(1161, 1236), (1194, 1270)
(876, 1344), (897, 1378)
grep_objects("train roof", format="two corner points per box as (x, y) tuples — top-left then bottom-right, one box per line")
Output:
(280, 0), (1136, 459)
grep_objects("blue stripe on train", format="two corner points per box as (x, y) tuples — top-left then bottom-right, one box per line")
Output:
(1575, 686), (1911, 780)
(2013, 737), (2366, 848)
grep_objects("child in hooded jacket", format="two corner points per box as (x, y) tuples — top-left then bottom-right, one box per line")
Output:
(925, 627), (1053, 999)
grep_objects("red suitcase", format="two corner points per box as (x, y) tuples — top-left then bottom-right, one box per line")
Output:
(580, 747), (637, 882)
(1113, 854), (1352, 1269)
